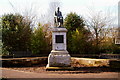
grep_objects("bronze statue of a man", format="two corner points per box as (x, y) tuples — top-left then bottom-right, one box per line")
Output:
(54, 7), (63, 27)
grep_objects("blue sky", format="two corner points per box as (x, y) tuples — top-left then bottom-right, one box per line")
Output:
(0, 0), (119, 24)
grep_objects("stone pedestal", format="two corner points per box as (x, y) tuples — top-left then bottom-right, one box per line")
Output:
(48, 50), (71, 67)
(46, 27), (72, 70)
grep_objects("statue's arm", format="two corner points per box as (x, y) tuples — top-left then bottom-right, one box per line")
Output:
(55, 11), (57, 16)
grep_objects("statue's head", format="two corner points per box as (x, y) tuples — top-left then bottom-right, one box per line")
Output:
(57, 7), (60, 11)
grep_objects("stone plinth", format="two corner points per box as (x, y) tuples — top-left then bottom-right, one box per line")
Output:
(46, 27), (72, 70)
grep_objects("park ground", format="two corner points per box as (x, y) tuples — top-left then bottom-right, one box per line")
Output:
(1, 67), (120, 80)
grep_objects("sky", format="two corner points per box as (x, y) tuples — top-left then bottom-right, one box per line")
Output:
(0, 0), (119, 24)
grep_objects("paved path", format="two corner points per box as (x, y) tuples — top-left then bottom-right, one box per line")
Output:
(1, 68), (119, 79)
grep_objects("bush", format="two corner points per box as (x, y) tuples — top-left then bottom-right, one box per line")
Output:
(31, 24), (51, 55)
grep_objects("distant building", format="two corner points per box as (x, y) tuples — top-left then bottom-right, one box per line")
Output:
(115, 1), (120, 44)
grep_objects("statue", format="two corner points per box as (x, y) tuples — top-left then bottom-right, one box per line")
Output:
(54, 7), (63, 27)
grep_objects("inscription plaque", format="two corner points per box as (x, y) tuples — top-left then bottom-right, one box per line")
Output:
(55, 35), (64, 43)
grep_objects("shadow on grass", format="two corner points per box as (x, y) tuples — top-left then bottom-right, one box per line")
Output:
(73, 67), (119, 73)
(45, 67), (120, 74)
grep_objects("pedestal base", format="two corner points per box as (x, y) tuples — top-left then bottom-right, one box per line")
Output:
(46, 50), (71, 69)
(46, 64), (73, 70)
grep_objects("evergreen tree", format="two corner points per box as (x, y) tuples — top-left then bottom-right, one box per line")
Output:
(1, 14), (32, 54)
(64, 12), (93, 54)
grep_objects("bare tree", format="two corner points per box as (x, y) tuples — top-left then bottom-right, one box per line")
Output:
(86, 10), (115, 52)
(8, 0), (38, 29)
